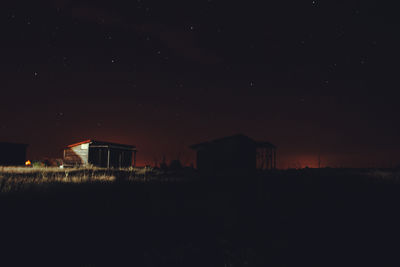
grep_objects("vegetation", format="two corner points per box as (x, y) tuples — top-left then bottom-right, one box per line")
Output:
(1, 167), (400, 266)
(0, 166), (196, 194)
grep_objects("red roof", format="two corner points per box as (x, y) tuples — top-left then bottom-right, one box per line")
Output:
(67, 140), (92, 148)
(67, 140), (136, 150)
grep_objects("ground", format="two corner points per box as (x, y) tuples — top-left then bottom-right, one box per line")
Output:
(1, 167), (400, 266)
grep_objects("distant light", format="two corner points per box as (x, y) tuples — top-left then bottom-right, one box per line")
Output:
(25, 160), (31, 166)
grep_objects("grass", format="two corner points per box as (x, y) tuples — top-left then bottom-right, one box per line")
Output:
(1, 167), (400, 266)
(0, 166), (196, 194)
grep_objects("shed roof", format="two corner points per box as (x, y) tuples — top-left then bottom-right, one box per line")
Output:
(67, 140), (136, 150)
(190, 134), (276, 150)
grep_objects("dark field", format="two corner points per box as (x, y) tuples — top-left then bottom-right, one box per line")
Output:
(1, 168), (400, 266)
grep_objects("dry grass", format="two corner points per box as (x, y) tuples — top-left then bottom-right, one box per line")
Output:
(1, 166), (400, 266)
(0, 166), (194, 193)
(0, 166), (121, 193)
(3, 165), (398, 195)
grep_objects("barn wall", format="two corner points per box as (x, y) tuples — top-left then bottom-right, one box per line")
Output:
(109, 149), (133, 168)
(64, 144), (89, 166)
(88, 147), (108, 167)
(88, 146), (133, 168)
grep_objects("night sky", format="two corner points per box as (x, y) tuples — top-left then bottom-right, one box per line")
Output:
(1, 0), (399, 168)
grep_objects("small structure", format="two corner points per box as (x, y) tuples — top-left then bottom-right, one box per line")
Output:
(63, 140), (137, 168)
(190, 134), (276, 175)
(0, 142), (28, 166)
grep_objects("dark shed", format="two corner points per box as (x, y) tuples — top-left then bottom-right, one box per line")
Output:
(0, 142), (28, 166)
(190, 134), (276, 175)
(63, 140), (137, 168)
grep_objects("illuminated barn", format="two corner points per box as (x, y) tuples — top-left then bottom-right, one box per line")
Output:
(63, 140), (137, 168)
(190, 134), (276, 175)
(0, 142), (28, 166)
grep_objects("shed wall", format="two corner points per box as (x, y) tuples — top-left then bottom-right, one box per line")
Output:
(88, 147), (108, 167)
(88, 146), (133, 168)
(64, 144), (89, 166)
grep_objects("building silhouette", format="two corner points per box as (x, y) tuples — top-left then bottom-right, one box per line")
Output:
(0, 142), (28, 166)
(190, 134), (276, 175)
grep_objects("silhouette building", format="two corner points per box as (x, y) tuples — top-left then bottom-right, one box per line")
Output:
(63, 140), (137, 168)
(190, 134), (276, 175)
(0, 142), (28, 166)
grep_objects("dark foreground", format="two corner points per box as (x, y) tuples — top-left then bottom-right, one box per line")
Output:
(1, 169), (400, 266)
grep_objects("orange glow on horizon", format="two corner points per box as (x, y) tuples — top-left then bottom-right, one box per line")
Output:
(282, 155), (323, 169)
(25, 160), (31, 166)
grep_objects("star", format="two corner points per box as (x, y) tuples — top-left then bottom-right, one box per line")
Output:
(329, 63), (337, 72)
